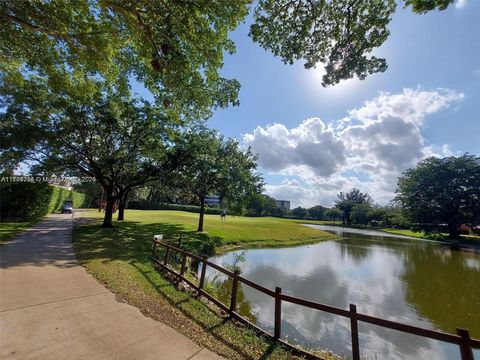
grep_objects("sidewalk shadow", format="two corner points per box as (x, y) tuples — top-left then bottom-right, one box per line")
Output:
(73, 217), (280, 360)
(1, 215), (78, 269)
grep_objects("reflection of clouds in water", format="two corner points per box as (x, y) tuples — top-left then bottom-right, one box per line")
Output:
(209, 239), (462, 359)
(465, 257), (480, 271)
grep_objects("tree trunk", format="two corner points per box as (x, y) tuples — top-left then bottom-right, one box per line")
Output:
(447, 222), (460, 239)
(117, 191), (129, 221)
(117, 200), (125, 221)
(197, 197), (205, 232)
(98, 189), (104, 213)
(102, 195), (115, 228)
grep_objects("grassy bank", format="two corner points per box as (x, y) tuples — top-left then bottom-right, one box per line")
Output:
(73, 209), (340, 360)
(382, 228), (480, 244)
(0, 221), (35, 244)
(76, 209), (336, 255)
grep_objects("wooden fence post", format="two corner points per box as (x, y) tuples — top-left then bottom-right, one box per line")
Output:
(457, 328), (474, 360)
(274, 287), (282, 340)
(176, 237), (183, 262)
(152, 241), (158, 259)
(229, 269), (240, 315)
(164, 247), (170, 266)
(180, 252), (187, 276)
(199, 257), (207, 290)
(350, 304), (360, 360)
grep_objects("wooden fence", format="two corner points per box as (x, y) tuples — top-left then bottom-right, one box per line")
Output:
(151, 239), (480, 360)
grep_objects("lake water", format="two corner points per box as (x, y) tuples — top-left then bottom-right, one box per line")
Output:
(204, 225), (480, 359)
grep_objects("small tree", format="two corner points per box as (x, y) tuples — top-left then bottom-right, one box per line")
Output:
(395, 154), (480, 238)
(166, 128), (262, 232)
(335, 188), (372, 225)
(292, 206), (308, 219)
(308, 205), (327, 220)
(325, 208), (343, 223)
(245, 193), (278, 216)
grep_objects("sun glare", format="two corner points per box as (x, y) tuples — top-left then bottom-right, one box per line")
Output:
(305, 64), (365, 98)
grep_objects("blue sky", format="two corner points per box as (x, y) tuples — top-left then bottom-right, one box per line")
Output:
(204, 0), (480, 208)
(137, 1), (479, 208)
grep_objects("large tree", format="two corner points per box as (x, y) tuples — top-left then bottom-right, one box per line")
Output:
(350, 202), (372, 226)
(250, 0), (453, 86)
(1, 0), (455, 95)
(0, 78), (170, 227)
(1, 0), (247, 118)
(395, 154), (480, 238)
(335, 188), (372, 225)
(165, 128), (262, 232)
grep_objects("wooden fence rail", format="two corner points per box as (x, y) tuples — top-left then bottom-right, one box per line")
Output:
(152, 239), (479, 360)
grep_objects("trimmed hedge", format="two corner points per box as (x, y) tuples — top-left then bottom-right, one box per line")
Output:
(0, 182), (89, 221)
(128, 200), (223, 215)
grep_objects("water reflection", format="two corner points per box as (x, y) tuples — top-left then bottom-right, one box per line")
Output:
(205, 225), (480, 359)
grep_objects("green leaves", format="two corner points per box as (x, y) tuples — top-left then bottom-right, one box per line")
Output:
(250, 0), (456, 86)
(250, 0), (397, 86)
(166, 127), (263, 207)
(395, 154), (480, 237)
(1, 0), (250, 119)
(404, 0), (454, 13)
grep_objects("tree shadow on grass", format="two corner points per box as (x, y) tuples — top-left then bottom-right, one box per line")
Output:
(74, 217), (283, 360)
(74, 217), (224, 263)
(130, 260), (262, 360)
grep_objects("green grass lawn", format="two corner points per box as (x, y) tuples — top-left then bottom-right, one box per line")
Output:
(0, 221), (35, 244)
(73, 209), (340, 360)
(78, 209), (336, 254)
(382, 228), (480, 244)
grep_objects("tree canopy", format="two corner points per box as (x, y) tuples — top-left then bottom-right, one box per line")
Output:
(1, 0), (248, 119)
(325, 208), (343, 223)
(335, 187), (372, 225)
(395, 154), (480, 238)
(1, 0), (455, 97)
(245, 193), (283, 217)
(0, 78), (170, 227)
(165, 128), (263, 232)
(250, 0), (453, 86)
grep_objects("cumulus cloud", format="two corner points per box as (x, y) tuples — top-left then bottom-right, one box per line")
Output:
(243, 88), (464, 207)
(346, 88), (464, 125)
(244, 118), (346, 177)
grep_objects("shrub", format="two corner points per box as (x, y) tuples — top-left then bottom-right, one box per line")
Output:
(0, 182), (88, 221)
(128, 200), (223, 215)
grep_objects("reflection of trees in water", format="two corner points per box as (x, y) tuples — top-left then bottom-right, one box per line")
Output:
(232, 240), (455, 358)
(205, 252), (257, 324)
(339, 237), (372, 264)
(402, 245), (480, 338)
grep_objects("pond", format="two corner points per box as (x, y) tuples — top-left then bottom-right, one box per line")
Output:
(202, 225), (480, 359)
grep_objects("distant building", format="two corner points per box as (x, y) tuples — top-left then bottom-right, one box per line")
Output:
(205, 195), (221, 207)
(275, 199), (290, 211)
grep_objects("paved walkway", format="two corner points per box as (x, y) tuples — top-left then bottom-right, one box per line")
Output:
(0, 214), (222, 360)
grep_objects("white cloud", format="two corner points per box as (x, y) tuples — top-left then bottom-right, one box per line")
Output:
(244, 118), (346, 177)
(243, 88), (464, 207)
(346, 88), (464, 125)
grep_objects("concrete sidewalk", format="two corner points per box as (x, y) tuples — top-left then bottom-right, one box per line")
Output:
(0, 214), (222, 360)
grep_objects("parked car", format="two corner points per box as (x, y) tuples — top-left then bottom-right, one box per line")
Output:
(61, 200), (74, 214)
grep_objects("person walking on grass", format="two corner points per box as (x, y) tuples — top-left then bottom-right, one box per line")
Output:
(220, 209), (227, 221)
